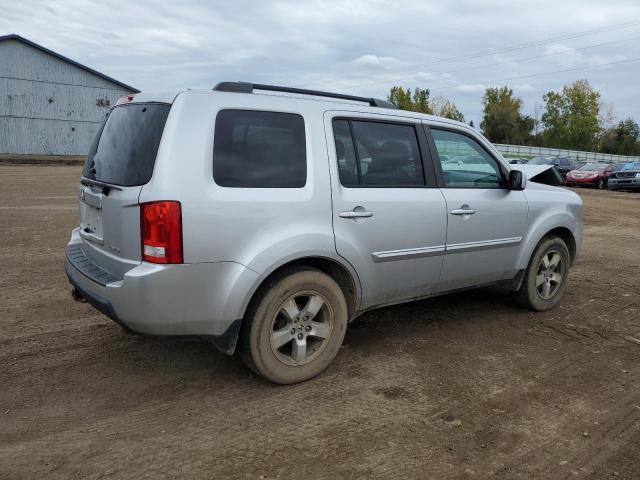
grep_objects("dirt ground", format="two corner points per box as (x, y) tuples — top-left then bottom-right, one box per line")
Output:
(1, 165), (639, 480)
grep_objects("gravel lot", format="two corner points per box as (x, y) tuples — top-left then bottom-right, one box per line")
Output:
(1, 165), (639, 480)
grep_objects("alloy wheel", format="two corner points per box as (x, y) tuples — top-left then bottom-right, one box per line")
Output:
(270, 291), (333, 366)
(535, 250), (564, 300)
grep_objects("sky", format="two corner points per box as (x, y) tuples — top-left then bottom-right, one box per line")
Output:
(2, 0), (640, 126)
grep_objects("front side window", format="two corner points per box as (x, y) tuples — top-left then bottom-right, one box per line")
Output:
(213, 110), (306, 188)
(333, 119), (424, 186)
(431, 129), (503, 188)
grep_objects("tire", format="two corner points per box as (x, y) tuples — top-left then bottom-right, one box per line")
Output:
(596, 178), (604, 189)
(239, 267), (348, 384)
(515, 236), (571, 311)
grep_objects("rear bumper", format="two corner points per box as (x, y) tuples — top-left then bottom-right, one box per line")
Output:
(65, 236), (261, 354)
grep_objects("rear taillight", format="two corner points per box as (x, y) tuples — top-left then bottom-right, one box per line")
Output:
(141, 201), (183, 264)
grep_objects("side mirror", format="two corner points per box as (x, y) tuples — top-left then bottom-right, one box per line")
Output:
(508, 169), (526, 190)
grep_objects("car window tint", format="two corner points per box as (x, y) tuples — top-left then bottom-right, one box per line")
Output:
(84, 103), (170, 186)
(431, 129), (503, 188)
(332, 120), (359, 187)
(333, 120), (424, 186)
(213, 110), (306, 188)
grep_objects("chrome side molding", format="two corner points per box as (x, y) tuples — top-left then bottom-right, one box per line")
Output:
(371, 237), (522, 263)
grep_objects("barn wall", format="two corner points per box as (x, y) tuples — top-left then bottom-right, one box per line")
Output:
(0, 39), (134, 155)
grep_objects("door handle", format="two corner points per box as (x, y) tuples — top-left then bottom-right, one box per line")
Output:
(339, 208), (374, 219)
(450, 204), (475, 216)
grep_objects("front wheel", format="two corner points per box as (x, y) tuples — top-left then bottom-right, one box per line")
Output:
(239, 268), (348, 384)
(515, 236), (571, 311)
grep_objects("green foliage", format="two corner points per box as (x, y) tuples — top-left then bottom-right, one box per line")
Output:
(387, 87), (465, 121)
(480, 86), (533, 144)
(385, 81), (638, 155)
(599, 118), (640, 155)
(388, 86), (432, 114)
(541, 79), (601, 151)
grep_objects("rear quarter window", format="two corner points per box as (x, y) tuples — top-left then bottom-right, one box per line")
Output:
(83, 103), (170, 187)
(213, 110), (307, 188)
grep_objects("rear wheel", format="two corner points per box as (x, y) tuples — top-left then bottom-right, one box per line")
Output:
(515, 236), (570, 311)
(239, 268), (348, 384)
(596, 178), (604, 189)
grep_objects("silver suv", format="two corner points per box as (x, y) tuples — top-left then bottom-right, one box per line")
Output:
(66, 82), (583, 384)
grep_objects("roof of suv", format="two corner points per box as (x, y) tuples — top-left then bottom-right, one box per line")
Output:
(127, 82), (474, 132)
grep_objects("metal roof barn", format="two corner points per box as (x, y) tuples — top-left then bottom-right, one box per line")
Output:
(0, 34), (138, 156)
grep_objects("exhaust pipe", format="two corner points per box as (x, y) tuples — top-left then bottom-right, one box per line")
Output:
(71, 287), (87, 303)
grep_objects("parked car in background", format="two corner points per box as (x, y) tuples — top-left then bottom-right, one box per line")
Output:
(528, 156), (578, 179)
(555, 157), (580, 177)
(508, 158), (529, 164)
(65, 82), (583, 384)
(608, 162), (640, 191)
(565, 163), (615, 189)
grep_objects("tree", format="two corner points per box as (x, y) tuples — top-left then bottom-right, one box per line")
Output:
(430, 96), (465, 122)
(541, 79), (601, 151)
(480, 86), (533, 144)
(387, 87), (465, 121)
(599, 118), (640, 155)
(387, 86), (431, 114)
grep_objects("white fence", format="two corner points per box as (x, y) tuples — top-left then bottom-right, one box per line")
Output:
(494, 144), (640, 164)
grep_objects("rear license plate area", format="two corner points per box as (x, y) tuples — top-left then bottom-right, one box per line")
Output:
(79, 187), (104, 239)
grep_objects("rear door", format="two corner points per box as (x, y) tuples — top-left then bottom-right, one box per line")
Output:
(326, 113), (447, 308)
(79, 102), (170, 278)
(426, 126), (528, 292)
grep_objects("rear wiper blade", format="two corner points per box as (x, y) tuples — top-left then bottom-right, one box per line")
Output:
(80, 177), (123, 191)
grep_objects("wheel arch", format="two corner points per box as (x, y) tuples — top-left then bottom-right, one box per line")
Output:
(242, 255), (362, 324)
(519, 224), (578, 270)
(545, 226), (577, 264)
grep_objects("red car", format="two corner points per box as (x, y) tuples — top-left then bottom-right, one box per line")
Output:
(565, 163), (615, 189)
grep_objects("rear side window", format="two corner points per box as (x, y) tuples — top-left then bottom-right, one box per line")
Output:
(213, 110), (306, 188)
(83, 103), (170, 186)
(333, 119), (424, 187)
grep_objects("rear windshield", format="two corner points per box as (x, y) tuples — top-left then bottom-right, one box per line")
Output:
(83, 103), (170, 186)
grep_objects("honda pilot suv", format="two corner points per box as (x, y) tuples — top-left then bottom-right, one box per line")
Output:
(66, 82), (583, 384)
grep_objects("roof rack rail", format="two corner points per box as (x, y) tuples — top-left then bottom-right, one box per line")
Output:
(213, 81), (397, 109)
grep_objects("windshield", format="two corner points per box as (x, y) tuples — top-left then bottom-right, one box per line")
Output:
(579, 163), (606, 171)
(529, 157), (554, 165)
(622, 162), (640, 170)
(83, 103), (171, 186)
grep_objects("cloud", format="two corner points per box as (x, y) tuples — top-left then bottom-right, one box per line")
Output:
(513, 83), (536, 92)
(353, 54), (402, 69)
(1, 0), (639, 124)
(454, 84), (489, 93)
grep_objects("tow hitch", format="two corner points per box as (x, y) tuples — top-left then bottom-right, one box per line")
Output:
(71, 287), (87, 303)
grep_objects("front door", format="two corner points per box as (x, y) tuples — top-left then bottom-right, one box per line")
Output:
(427, 126), (529, 292)
(327, 114), (447, 308)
